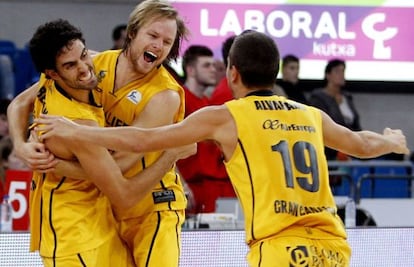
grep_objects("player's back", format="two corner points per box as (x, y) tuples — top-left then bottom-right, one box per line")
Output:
(225, 91), (347, 246)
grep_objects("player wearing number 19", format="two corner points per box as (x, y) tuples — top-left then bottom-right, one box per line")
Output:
(36, 30), (410, 266)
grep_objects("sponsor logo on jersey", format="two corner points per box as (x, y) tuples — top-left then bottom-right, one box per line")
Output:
(262, 119), (315, 133)
(126, 90), (142, 105)
(153, 189), (176, 203)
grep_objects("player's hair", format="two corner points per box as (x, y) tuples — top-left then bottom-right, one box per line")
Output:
(125, 0), (190, 61)
(229, 30), (280, 88)
(29, 19), (84, 73)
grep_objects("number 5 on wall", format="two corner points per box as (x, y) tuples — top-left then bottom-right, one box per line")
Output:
(4, 170), (32, 231)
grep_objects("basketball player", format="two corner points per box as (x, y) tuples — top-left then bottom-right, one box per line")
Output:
(12, 19), (194, 266)
(36, 30), (409, 266)
(87, 1), (190, 265)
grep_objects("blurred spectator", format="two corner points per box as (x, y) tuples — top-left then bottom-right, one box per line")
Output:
(275, 54), (308, 104)
(209, 35), (236, 105)
(308, 59), (362, 161)
(0, 136), (12, 198)
(0, 98), (10, 139)
(111, 24), (127, 50)
(0, 98), (11, 198)
(0, 98), (30, 199)
(176, 45), (235, 213)
(214, 59), (226, 85)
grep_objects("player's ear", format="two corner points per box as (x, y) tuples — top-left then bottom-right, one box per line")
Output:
(45, 69), (58, 80)
(228, 65), (238, 84)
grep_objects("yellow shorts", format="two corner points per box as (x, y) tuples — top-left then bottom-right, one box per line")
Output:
(42, 231), (134, 267)
(118, 209), (185, 267)
(248, 236), (351, 267)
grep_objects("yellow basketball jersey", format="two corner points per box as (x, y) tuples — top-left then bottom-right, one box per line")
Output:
(31, 78), (117, 257)
(225, 91), (347, 246)
(93, 50), (187, 218)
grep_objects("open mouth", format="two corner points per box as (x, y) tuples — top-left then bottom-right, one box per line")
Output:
(79, 70), (94, 82)
(144, 51), (157, 63)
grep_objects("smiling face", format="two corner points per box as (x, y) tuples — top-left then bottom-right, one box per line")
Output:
(46, 39), (98, 91)
(126, 17), (177, 76)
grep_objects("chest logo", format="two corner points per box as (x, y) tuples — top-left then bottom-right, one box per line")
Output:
(126, 90), (142, 105)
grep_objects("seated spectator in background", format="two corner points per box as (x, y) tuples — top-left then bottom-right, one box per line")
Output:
(309, 59), (361, 161)
(177, 44), (235, 214)
(110, 24), (127, 50)
(275, 54), (308, 104)
(209, 35), (236, 105)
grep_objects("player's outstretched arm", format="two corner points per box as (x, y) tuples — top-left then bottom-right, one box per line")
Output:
(321, 111), (409, 158)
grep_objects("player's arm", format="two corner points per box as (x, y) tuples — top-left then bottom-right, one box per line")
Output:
(36, 105), (237, 159)
(45, 119), (195, 210)
(108, 88), (183, 170)
(321, 110), (409, 158)
(7, 83), (58, 171)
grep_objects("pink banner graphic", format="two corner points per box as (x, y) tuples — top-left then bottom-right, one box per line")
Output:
(173, 3), (413, 62)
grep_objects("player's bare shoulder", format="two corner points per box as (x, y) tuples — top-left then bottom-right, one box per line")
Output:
(152, 89), (181, 103)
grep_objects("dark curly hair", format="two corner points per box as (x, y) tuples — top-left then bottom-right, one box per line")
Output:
(29, 19), (84, 73)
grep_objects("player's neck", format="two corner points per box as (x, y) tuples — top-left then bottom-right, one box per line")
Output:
(55, 82), (91, 104)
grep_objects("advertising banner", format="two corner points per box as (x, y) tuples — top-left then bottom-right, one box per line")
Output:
(172, 0), (414, 81)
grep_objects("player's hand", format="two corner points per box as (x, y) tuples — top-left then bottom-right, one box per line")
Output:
(14, 136), (58, 172)
(383, 127), (410, 155)
(34, 114), (78, 142)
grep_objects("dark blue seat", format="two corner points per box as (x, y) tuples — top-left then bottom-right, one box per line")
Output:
(0, 40), (17, 59)
(0, 54), (15, 99)
(0, 40), (39, 96)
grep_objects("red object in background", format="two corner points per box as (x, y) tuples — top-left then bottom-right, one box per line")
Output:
(4, 170), (32, 231)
